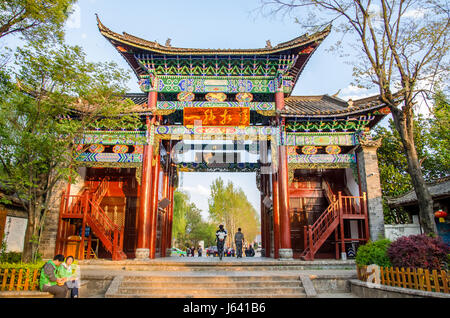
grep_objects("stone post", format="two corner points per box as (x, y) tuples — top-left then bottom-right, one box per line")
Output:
(356, 135), (385, 241)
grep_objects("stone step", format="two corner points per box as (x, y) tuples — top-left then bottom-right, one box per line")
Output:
(107, 293), (307, 298)
(120, 280), (302, 289)
(115, 286), (305, 296)
(106, 274), (307, 298)
(80, 259), (356, 273)
(120, 275), (300, 283)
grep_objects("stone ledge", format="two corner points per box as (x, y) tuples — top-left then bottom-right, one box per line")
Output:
(0, 291), (54, 298)
(349, 279), (450, 298)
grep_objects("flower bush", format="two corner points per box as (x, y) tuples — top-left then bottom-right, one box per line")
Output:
(387, 234), (449, 270)
(355, 239), (392, 267)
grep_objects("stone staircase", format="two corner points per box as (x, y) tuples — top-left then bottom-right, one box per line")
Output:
(105, 273), (307, 298)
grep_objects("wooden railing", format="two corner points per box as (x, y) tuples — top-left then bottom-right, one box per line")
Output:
(322, 180), (336, 203)
(301, 189), (368, 260)
(357, 265), (450, 294)
(58, 178), (126, 260)
(0, 268), (40, 291)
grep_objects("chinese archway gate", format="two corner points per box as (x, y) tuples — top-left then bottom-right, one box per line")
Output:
(53, 16), (392, 261)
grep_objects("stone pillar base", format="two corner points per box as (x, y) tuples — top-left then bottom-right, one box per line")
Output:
(278, 248), (293, 260)
(260, 248), (266, 257)
(135, 248), (150, 259)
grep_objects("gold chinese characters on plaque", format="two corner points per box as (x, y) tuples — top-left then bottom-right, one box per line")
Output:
(183, 107), (250, 126)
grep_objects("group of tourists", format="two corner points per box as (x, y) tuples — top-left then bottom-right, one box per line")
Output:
(39, 254), (81, 298)
(186, 246), (203, 257)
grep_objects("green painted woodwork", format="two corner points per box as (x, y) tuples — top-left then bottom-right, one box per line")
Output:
(284, 132), (358, 146)
(139, 75), (293, 94)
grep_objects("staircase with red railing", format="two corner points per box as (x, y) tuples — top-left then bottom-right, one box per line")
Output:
(300, 180), (368, 261)
(58, 177), (127, 260)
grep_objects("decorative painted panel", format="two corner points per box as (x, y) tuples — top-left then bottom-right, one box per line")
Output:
(286, 119), (373, 132)
(154, 125), (276, 139)
(76, 153), (143, 163)
(284, 132), (358, 146)
(139, 76), (293, 94)
(76, 131), (147, 145)
(177, 162), (260, 172)
(287, 154), (356, 164)
(156, 101), (275, 111)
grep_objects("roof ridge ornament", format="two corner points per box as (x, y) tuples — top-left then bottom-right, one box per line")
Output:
(347, 99), (354, 107)
(265, 40), (272, 49)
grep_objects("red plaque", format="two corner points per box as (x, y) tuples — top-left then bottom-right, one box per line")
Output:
(183, 107), (250, 126)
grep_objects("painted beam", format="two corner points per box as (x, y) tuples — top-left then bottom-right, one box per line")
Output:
(157, 101), (275, 111)
(284, 132), (358, 146)
(139, 76), (293, 94)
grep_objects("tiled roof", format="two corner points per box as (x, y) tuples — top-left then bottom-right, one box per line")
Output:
(387, 176), (450, 207)
(281, 93), (396, 117)
(119, 92), (393, 117)
(96, 14), (330, 56)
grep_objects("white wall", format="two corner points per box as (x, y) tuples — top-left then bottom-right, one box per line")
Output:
(345, 166), (360, 198)
(3, 216), (28, 252)
(384, 224), (421, 241)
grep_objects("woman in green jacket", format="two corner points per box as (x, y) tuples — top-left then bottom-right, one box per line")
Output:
(57, 255), (81, 298)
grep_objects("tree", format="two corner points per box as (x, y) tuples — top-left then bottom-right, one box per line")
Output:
(208, 177), (260, 248)
(375, 92), (450, 224)
(0, 41), (140, 262)
(172, 190), (216, 248)
(0, 0), (76, 42)
(261, 0), (449, 234)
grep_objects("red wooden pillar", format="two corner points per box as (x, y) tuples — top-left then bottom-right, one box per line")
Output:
(272, 172), (280, 259)
(260, 192), (265, 256)
(278, 144), (292, 258)
(167, 165), (175, 250)
(136, 116), (155, 259)
(265, 173), (271, 258)
(275, 91), (285, 111)
(149, 151), (161, 259)
(161, 158), (170, 257)
(148, 91), (157, 108)
(339, 191), (345, 256)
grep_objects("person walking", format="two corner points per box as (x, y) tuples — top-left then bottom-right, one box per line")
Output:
(234, 228), (245, 258)
(215, 224), (227, 261)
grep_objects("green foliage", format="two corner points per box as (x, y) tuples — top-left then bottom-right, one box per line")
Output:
(172, 190), (216, 248)
(0, 40), (139, 262)
(355, 239), (392, 267)
(0, 0), (77, 42)
(374, 93), (450, 224)
(0, 251), (22, 263)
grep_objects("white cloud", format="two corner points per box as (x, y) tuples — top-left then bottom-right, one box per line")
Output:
(66, 4), (81, 29)
(340, 85), (376, 101)
(179, 184), (210, 197)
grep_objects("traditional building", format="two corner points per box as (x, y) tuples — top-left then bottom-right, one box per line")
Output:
(41, 16), (394, 261)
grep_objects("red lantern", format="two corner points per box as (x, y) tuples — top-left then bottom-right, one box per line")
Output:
(434, 210), (447, 218)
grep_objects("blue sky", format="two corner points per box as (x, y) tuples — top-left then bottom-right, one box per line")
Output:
(60, 0), (381, 221)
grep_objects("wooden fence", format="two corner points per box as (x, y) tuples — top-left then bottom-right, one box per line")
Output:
(0, 268), (41, 291)
(357, 265), (449, 294)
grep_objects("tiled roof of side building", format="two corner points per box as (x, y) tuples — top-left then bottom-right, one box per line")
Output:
(121, 92), (395, 117)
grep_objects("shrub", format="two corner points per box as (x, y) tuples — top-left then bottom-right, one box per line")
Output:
(0, 251), (23, 263)
(387, 234), (450, 271)
(355, 239), (392, 267)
